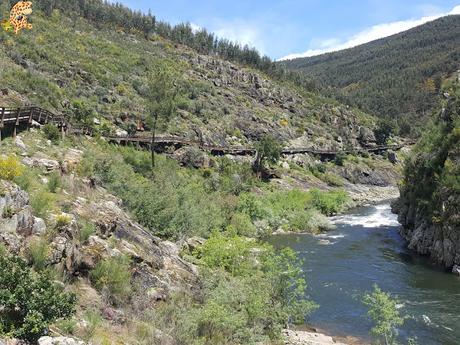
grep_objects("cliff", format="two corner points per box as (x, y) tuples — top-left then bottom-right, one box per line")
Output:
(395, 95), (460, 273)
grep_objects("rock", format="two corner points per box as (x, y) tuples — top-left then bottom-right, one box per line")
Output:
(173, 147), (210, 169)
(93, 117), (101, 125)
(387, 151), (398, 164)
(281, 161), (290, 170)
(453, 265), (460, 276)
(38, 336), (86, 345)
(115, 128), (128, 138)
(14, 137), (26, 150)
(182, 236), (206, 253)
(283, 329), (348, 345)
(359, 126), (377, 146)
(32, 217), (46, 236)
(22, 154), (60, 172)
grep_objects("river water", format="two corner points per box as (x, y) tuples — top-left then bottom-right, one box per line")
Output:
(269, 204), (460, 344)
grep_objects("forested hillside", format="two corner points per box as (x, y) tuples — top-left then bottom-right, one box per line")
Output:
(281, 15), (460, 135)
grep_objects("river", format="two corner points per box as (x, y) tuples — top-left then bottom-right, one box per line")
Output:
(269, 203), (460, 345)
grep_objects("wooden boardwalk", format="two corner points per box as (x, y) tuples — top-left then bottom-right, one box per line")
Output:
(0, 106), (413, 157)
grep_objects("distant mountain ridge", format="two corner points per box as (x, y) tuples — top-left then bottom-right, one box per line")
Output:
(280, 15), (460, 133)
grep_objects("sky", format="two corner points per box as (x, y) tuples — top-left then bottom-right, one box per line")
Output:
(118, 1), (460, 60)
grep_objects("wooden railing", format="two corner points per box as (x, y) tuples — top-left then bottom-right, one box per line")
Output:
(0, 105), (414, 157)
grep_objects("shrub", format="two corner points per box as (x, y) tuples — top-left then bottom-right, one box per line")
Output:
(334, 152), (347, 166)
(55, 213), (73, 229)
(42, 123), (61, 142)
(47, 172), (62, 193)
(191, 233), (317, 342)
(79, 220), (96, 243)
(0, 254), (76, 342)
(0, 155), (23, 181)
(90, 255), (132, 304)
(30, 190), (54, 219)
(363, 284), (406, 345)
(310, 188), (349, 216)
(27, 238), (49, 271)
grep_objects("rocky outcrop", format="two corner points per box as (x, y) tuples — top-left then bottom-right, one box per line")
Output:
(395, 192), (460, 270)
(394, 98), (460, 271)
(0, 180), (199, 305)
(283, 329), (353, 345)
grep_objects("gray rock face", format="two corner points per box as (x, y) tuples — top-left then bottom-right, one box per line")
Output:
(0, 181), (43, 243)
(395, 193), (460, 270)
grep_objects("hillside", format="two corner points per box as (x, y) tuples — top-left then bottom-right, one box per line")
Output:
(281, 15), (460, 134)
(0, 2), (381, 153)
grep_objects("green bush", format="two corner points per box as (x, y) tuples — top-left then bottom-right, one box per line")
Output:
(363, 285), (406, 345)
(27, 238), (49, 271)
(185, 233), (317, 343)
(90, 255), (132, 304)
(30, 190), (54, 219)
(42, 123), (61, 143)
(79, 220), (96, 243)
(0, 254), (76, 342)
(47, 172), (62, 193)
(310, 188), (349, 216)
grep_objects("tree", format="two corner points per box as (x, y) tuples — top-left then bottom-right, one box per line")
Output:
(0, 254), (76, 342)
(146, 61), (183, 169)
(374, 118), (397, 145)
(253, 135), (282, 177)
(363, 284), (405, 345)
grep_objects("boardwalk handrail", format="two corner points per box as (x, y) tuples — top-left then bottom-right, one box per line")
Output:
(0, 105), (414, 157)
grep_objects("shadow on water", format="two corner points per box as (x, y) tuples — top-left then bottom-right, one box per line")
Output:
(268, 203), (460, 345)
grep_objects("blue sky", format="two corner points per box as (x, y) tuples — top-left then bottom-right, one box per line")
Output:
(119, 1), (460, 60)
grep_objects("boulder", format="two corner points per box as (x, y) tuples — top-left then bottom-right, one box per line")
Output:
(452, 265), (460, 276)
(38, 336), (86, 345)
(14, 137), (26, 150)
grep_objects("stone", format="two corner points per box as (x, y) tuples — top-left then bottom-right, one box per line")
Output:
(453, 265), (460, 276)
(115, 128), (128, 138)
(14, 137), (26, 150)
(38, 336), (86, 345)
(387, 151), (398, 164)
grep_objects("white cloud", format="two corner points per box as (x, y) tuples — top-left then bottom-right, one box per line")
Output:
(212, 19), (266, 54)
(279, 5), (460, 61)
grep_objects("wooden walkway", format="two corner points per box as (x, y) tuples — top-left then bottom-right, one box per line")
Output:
(0, 106), (413, 157)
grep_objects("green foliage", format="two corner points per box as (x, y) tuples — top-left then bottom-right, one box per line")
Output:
(90, 255), (132, 305)
(79, 220), (96, 243)
(254, 135), (282, 174)
(27, 238), (49, 271)
(334, 152), (347, 166)
(374, 118), (397, 145)
(47, 172), (62, 193)
(71, 99), (96, 126)
(185, 233), (317, 343)
(400, 96), (460, 218)
(363, 285), (406, 345)
(30, 189), (54, 219)
(310, 188), (349, 216)
(42, 123), (61, 143)
(0, 254), (76, 342)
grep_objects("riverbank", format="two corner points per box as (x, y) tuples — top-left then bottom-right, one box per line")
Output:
(347, 185), (399, 207)
(283, 328), (368, 345)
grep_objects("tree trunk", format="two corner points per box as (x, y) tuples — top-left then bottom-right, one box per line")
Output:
(151, 114), (158, 169)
